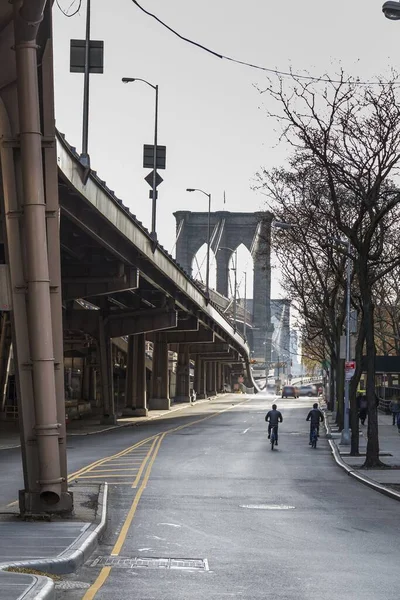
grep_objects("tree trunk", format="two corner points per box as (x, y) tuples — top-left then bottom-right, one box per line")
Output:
(350, 400), (359, 455)
(359, 270), (382, 468)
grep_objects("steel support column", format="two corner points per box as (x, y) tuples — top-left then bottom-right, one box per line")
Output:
(193, 357), (201, 398)
(134, 334), (148, 416)
(98, 314), (116, 424)
(7, 0), (72, 514)
(210, 362), (217, 396)
(175, 344), (191, 403)
(216, 362), (222, 393)
(124, 335), (137, 412)
(150, 332), (170, 410)
(206, 361), (213, 397)
(197, 359), (207, 399)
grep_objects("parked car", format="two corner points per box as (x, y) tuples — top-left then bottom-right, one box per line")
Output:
(281, 385), (299, 398)
(298, 384), (318, 397)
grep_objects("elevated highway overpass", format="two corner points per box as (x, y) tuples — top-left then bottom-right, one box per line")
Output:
(0, 0), (259, 514)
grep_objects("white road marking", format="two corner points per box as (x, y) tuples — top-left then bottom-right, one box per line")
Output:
(158, 523), (181, 528)
(242, 428), (250, 434)
(240, 504), (295, 510)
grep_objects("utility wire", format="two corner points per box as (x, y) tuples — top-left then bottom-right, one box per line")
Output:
(131, 0), (398, 87)
(56, 0), (82, 17)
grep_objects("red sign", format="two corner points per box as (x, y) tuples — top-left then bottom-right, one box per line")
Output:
(345, 361), (356, 380)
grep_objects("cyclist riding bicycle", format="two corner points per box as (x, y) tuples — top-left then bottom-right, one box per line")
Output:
(306, 403), (324, 445)
(265, 404), (283, 446)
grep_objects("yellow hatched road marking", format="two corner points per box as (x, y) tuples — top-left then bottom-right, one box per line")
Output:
(111, 433), (165, 556)
(68, 435), (158, 481)
(132, 436), (159, 488)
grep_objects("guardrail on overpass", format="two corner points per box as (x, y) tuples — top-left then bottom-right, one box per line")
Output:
(56, 132), (260, 391)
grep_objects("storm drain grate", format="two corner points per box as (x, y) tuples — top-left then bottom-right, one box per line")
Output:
(90, 556), (209, 571)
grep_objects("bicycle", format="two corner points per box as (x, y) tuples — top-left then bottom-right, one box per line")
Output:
(310, 426), (318, 449)
(270, 425), (278, 450)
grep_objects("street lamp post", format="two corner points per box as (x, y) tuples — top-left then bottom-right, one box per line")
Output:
(81, 0), (91, 169)
(186, 189), (211, 300)
(219, 247), (237, 329)
(122, 77), (159, 242)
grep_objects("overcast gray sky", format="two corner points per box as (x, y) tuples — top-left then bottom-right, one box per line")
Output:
(53, 1), (399, 299)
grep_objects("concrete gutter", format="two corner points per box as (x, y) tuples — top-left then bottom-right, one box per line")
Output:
(324, 413), (400, 502)
(20, 576), (55, 600)
(0, 482), (108, 598)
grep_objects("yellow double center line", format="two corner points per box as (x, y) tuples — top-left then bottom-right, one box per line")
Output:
(83, 403), (244, 599)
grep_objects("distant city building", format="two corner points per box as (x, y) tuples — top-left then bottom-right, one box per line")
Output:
(270, 300), (291, 370)
(290, 329), (301, 376)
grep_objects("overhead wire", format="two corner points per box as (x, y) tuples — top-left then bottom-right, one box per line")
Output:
(131, 0), (398, 87)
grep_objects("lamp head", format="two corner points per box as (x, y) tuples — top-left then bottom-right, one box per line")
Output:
(382, 1), (400, 19)
(186, 188), (195, 192)
(122, 77), (135, 83)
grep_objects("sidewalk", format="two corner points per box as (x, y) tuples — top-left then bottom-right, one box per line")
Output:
(324, 406), (400, 500)
(0, 483), (107, 600)
(0, 395), (221, 450)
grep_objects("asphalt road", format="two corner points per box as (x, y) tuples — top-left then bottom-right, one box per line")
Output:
(47, 393), (400, 600)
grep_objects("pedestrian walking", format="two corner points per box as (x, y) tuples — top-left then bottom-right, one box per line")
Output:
(357, 393), (368, 426)
(389, 397), (400, 426)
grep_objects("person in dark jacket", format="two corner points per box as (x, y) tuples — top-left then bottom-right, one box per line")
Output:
(357, 393), (368, 425)
(306, 403), (324, 445)
(265, 404), (283, 446)
(389, 397), (400, 426)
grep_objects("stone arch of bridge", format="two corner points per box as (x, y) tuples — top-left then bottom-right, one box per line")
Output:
(174, 210), (274, 362)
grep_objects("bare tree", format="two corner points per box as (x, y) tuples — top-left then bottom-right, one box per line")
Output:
(257, 73), (400, 467)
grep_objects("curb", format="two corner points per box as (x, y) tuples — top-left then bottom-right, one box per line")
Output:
(0, 482), (108, 598)
(22, 576), (55, 600)
(324, 413), (400, 502)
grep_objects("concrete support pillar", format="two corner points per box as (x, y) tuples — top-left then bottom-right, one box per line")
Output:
(135, 334), (148, 416)
(124, 336), (137, 411)
(210, 362), (217, 396)
(150, 333), (170, 410)
(206, 361), (213, 397)
(197, 360), (207, 399)
(98, 315), (116, 424)
(216, 362), (222, 393)
(193, 358), (201, 397)
(216, 251), (230, 297)
(82, 359), (90, 402)
(175, 344), (191, 403)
